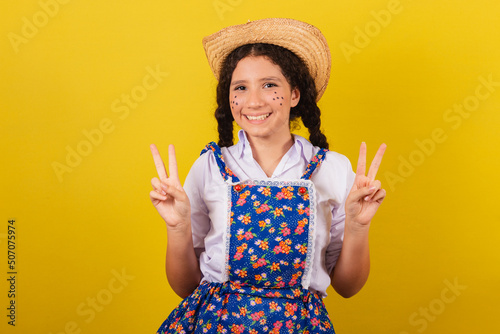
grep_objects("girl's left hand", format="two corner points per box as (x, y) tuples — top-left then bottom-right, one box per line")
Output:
(345, 142), (387, 228)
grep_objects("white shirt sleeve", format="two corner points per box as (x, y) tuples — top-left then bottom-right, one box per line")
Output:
(183, 153), (211, 259)
(324, 153), (356, 274)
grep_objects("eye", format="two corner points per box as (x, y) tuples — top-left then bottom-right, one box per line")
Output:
(234, 85), (246, 91)
(264, 83), (277, 88)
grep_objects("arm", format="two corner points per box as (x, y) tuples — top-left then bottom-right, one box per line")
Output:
(330, 142), (386, 298)
(150, 144), (202, 298)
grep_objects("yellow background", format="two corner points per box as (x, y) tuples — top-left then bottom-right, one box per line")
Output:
(1, 0), (499, 333)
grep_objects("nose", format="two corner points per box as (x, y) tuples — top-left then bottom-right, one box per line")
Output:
(246, 88), (264, 109)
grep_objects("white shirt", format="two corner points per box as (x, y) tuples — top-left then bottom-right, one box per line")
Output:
(184, 130), (356, 296)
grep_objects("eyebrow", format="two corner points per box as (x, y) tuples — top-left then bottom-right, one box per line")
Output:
(230, 76), (283, 86)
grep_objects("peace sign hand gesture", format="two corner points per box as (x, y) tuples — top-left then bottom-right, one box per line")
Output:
(345, 142), (387, 229)
(149, 144), (191, 229)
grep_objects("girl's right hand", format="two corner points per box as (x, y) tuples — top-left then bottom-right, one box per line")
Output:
(149, 144), (191, 230)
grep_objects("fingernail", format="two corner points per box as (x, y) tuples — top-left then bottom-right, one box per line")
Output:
(364, 195), (370, 201)
(369, 186), (376, 191)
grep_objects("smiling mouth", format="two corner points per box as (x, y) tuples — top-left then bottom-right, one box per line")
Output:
(245, 113), (271, 121)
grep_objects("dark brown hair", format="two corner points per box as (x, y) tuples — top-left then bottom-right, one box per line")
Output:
(215, 43), (329, 149)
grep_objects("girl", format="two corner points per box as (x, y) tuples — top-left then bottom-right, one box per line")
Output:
(150, 18), (386, 334)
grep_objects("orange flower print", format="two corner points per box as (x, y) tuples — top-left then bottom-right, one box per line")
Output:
(273, 207), (284, 218)
(298, 218), (308, 227)
(273, 240), (292, 255)
(258, 219), (271, 229)
(237, 269), (247, 278)
(240, 214), (251, 224)
(236, 243), (248, 253)
(256, 239), (269, 250)
(230, 324), (245, 334)
(285, 302), (298, 317)
(269, 301), (279, 311)
(293, 258), (305, 269)
(258, 186), (271, 196)
(296, 243), (307, 255)
(269, 262), (280, 272)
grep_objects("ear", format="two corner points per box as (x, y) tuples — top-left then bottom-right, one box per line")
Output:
(290, 87), (300, 108)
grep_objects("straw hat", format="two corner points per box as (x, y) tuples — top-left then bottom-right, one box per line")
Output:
(202, 18), (331, 101)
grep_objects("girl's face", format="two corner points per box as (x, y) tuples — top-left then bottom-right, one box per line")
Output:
(229, 56), (300, 143)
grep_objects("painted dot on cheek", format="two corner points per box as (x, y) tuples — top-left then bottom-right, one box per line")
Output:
(280, 103), (282, 106)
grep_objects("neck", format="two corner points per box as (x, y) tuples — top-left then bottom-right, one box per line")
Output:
(247, 133), (294, 177)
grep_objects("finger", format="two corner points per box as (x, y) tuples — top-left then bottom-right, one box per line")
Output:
(349, 185), (376, 203)
(365, 180), (381, 201)
(150, 144), (168, 180)
(151, 177), (166, 195)
(167, 144), (180, 183)
(150, 190), (167, 202)
(371, 188), (386, 204)
(367, 143), (387, 181)
(163, 184), (188, 202)
(355, 142), (367, 179)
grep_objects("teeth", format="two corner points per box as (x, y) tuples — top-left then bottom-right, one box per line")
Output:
(246, 113), (270, 121)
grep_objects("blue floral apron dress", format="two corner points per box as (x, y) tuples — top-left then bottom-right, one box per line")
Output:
(156, 142), (335, 334)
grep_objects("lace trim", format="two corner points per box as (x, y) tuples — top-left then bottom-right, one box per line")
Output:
(301, 180), (316, 291)
(222, 182), (232, 282)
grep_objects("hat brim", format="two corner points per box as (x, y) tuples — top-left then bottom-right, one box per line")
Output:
(202, 18), (331, 102)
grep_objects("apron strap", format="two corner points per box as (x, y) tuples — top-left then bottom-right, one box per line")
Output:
(300, 148), (329, 180)
(200, 142), (240, 183)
